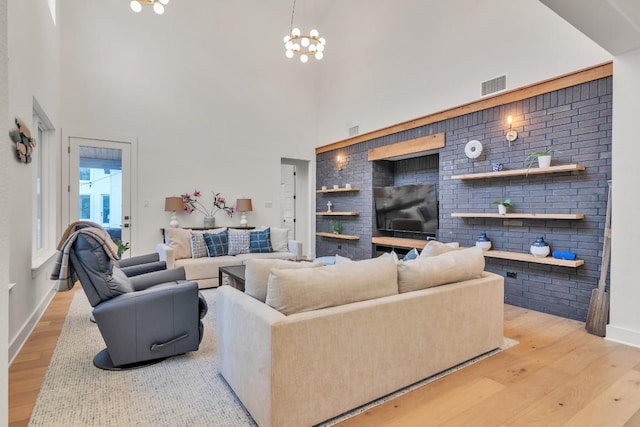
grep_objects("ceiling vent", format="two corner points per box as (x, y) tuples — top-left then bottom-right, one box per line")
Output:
(348, 125), (359, 137)
(481, 75), (507, 96)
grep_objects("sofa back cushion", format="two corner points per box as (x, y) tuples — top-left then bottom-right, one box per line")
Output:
(265, 254), (399, 315)
(244, 259), (323, 302)
(269, 227), (290, 252)
(397, 246), (485, 293)
(419, 240), (460, 258)
(164, 228), (192, 260)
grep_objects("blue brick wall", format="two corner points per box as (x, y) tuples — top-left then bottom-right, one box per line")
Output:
(316, 77), (612, 321)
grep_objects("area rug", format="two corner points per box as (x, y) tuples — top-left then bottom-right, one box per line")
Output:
(29, 289), (517, 426)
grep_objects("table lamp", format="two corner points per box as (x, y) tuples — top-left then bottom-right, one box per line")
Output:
(164, 196), (184, 228)
(235, 198), (253, 227)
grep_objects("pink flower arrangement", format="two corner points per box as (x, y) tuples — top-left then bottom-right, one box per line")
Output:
(182, 190), (235, 217)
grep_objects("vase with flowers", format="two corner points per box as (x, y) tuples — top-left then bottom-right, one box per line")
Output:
(182, 190), (235, 227)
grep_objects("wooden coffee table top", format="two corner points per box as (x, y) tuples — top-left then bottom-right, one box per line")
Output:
(218, 264), (246, 290)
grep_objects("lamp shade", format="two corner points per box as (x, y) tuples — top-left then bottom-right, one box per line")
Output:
(236, 198), (253, 212)
(164, 196), (184, 212)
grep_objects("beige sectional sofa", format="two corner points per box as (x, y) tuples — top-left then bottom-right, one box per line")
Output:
(156, 227), (302, 289)
(216, 246), (505, 427)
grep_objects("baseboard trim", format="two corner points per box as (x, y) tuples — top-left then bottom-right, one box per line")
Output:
(9, 286), (55, 364)
(606, 324), (640, 349)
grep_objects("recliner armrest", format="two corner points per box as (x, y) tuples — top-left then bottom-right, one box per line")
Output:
(117, 252), (160, 268)
(129, 266), (187, 291)
(120, 261), (166, 277)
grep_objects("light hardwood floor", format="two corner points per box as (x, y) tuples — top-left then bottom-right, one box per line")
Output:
(9, 289), (640, 426)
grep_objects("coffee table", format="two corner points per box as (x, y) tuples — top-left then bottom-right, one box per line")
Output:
(218, 265), (246, 291)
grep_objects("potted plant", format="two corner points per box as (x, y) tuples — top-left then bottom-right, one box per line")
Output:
(492, 198), (512, 215)
(330, 220), (343, 235)
(113, 238), (130, 259)
(525, 148), (560, 170)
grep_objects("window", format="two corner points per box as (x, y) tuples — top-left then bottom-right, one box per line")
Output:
(102, 195), (110, 224)
(32, 100), (57, 268)
(79, 195), (91, 219)
(80, 168), (90, 181)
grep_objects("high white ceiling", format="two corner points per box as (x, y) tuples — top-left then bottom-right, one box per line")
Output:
(540, 0), (640, 55)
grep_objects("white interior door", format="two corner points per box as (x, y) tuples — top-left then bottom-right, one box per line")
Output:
(68, 137), (132, 255)
(280, 164), (296, 239)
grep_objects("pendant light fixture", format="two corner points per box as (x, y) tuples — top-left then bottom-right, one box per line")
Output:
(283, 0), (326, 63)
(130, 0), (170, 15)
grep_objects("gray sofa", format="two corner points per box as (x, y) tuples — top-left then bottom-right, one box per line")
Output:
(216, 247), (504, 427)
(157, 227), (302, 289)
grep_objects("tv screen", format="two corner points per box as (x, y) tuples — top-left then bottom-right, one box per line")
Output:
(373, 183), (438, 235)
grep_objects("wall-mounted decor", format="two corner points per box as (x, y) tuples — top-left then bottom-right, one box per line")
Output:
(464, 140), (482, 159)
(9, 117), (36, 164)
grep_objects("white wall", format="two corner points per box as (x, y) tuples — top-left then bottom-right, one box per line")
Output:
(7, 0), (61, 360)
(316, 0), (611, 144)
(1, 0), (9, 421)
(60, 0), (320, 257)
(608, 47), (640, 347)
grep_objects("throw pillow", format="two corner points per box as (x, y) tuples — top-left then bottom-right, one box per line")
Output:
(249, 227), (272, 253)
(228, 228), (251, 255)
(164, 228), (192, 260)
(403, 248), (420, 261)
(244, 259), (323, 302)
(204, 230), (229, 257)
(269, 227), (290, 252)
(419, 240), (460, 258)
(265, 255), (399, 316)
(397, 246), (485, 293)
(335, 254), (353, 264)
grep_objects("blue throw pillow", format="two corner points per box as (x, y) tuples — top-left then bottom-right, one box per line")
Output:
(204, 230), (229, 257)
(250, 228), (272, 253)
(403, 248), (420, 261)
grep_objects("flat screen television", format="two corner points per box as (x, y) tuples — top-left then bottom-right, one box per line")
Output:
(373, 183), (438, 235)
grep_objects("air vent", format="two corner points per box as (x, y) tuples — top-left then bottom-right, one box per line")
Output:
(348, 125), (359, 137)
(481, 75), (507, 96)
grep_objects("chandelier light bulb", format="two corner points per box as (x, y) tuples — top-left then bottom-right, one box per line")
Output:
(310, 29), (319, 38)
(293, 43), (300, 51)
(292, 28), (301, 37)
(285, 50), (294, 58)
(153, 2), (165, 14)
(319, 37), (326, 45)
(130, 0), (142, 13)
(316, 43), (325, 52)
(284, 35), (291, 43)
(309, 45), (317, 52)
(300, 54), (308, 63)
(315, 52), (323, 60)
(159, 0), (169, 4)
(301, 37), (310, 47)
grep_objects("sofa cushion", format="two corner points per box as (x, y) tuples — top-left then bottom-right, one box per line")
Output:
(397, 246), (485, 293)
(164, 228), (192, 260)
(335, 254), (353, 264)
(228, 228), (251, 255)
(270, 227), (290, 252)
(419, 240), (460, 258)
(176, 255), (241, 280)
(204, 230), (229, 257)
(245, 259), (323, 302)
(250, 228), (272, 253)
(265, 254), (399, 315)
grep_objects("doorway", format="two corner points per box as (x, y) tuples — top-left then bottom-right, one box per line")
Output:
(68, 137), (132, 255)
(280, 158), (310, 259)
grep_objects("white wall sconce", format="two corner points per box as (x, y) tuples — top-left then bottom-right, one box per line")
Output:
(506, 115), (518, 145)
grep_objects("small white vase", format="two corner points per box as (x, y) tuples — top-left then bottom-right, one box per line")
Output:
(203, 216), (215, 228)
(498, 204), (507, 215)
(475, 241), (492, 251)
(537, 155), (552, 168)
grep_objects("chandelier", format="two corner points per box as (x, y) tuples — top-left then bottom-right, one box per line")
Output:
(130, 0), (170, 15)
(283, 0), (326, 63)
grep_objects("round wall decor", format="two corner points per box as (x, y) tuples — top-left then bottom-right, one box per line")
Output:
(464, 140), (483, 159)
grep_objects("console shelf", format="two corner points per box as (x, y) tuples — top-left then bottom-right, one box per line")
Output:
(371, 236), (429, 249)
(316, 211), (360, 216)
(451, 213), (585, 220)
(316, 187), (360, 193)
(483, 250), (584, 267)
(451, 164), (585, 180)
(316, 232), (359, 240)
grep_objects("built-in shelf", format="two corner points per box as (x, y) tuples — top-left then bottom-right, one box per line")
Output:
(451, 164), (585, 180)
(371, 236), (429, 249)
(316, 211), (360, 216)
(482, 250), (584, 267)
(316, 232), (360, 240)
(367, 132), (445, 161)
(316, 187), (360, 193)
(451, 213), (585, 220)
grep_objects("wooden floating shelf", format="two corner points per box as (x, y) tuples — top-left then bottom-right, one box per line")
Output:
(367, 132), (445, 161)
(451, 213), (585, 220)
(483, 250), (584, 267)
(316, 211), (360, 216)
(316, 232), (360, 240)
(316, 187), (360, 193)
(451, 164), (585, 180)
(371, 236), (430, 249)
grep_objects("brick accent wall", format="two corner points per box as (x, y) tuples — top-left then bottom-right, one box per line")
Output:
(316, 76), (612, 321)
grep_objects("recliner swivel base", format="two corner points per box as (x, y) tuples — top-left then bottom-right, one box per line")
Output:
(92, 348), (168, 371)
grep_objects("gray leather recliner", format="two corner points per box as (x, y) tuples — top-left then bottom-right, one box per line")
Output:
(68, 231), (207, 370)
